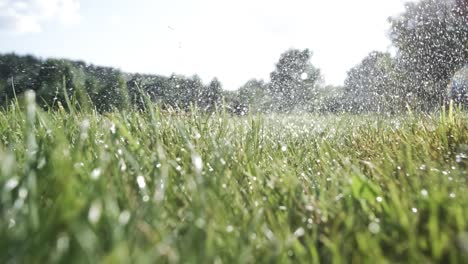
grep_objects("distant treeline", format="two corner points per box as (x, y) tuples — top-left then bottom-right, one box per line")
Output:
(0, 54), (227, 113)
(1, 0), (467, 114)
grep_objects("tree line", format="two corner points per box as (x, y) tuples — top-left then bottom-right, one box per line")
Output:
(0, 0), (467, 114)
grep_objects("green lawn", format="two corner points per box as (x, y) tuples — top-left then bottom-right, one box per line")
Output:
(1, 92), (467, 263)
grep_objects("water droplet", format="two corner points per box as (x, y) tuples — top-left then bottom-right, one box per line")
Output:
(110, 123), (116, 134)
(18, 187), (28, 199)
(8, 219), (16, 229)
(456, 153), (466, 163)
(421, 189), (428, 197)
(142, 195), (150, 202)
(90, 168), (101, 180)
(88, 200), (102, 224)
(411, 207), (418, 213)
(118, 210), (131, 225)
(294, 227), (305, 237)
(368, 222), (380, 234)
(281, 145), (287, 152)
(56, 233), (70, 252)
(5, 178), (19, 191)
(195, 218), (205, 228)
(137, 176), (146, 189)
(192, 154), (203, 173)
(376, 196), (383, 203)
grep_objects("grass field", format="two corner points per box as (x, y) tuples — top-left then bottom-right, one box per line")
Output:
(0, 92), (467, 263)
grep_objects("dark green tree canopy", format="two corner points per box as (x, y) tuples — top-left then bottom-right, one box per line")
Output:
(389, 0), (468, 106)
(344, 51), (399, 113)
(269, 48), (321, 112)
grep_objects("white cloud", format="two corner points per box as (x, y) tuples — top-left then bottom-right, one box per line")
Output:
(0, 0), (81, 34)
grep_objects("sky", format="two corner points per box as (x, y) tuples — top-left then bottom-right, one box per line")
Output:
(0, 0), (413, 90)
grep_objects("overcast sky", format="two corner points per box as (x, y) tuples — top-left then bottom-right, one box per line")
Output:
(0, 0), (413, 90)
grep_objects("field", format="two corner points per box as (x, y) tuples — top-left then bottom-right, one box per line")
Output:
(0, 92), (467, 263)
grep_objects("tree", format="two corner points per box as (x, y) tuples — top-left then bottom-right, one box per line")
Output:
(201, 77), (222, 111)
(269, 49), (321, 112)
(238, 79), (271, 113)
(0, 53), (42, 105)
(344, 52), (402, 113)
(388, 0), (468, 109)
(36, 59), (82, 108)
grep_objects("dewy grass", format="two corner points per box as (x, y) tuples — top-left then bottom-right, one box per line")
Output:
(0, 92), (467, 263)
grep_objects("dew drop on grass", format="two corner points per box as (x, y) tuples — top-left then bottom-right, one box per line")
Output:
(421, 189), (428, 197)
(294, 227), (305, 237)
(88, 200), (102, 224)
(192, 154), (203, 173)
(195, 218), (205, 228)
(90, 168), (101, 180)
(137, 176), (146, 189)
(376, 196), (383, 203)
(56, 233), (70, 252)
(142, 195), (150, 202)
(368, 222), (380, 234)
(5, 177), (19, 191)
(18, 187), (28, 199)
(118, 210), (131, 225)
(120, 161), (127, 171)
(8, 219), (16, 229)
(456, 153), (466, 163)
(110, 123), (116, 134)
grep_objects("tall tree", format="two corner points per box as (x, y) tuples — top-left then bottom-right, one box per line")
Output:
(344, 52), (402, 113)
(269, 49), (321, 112)
(389, 0), (468, 109)
(238, 79), (271, 113)
(201, 77), (222, 111)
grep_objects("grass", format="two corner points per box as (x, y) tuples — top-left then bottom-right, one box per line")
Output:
(0, 91), (467, 263)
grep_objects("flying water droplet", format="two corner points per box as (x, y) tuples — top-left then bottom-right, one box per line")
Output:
(294, 227), (305, 237)
(368, 222), (380, 234)
(118, 210), (131, 225)
(5, 177), (19, 191)
(192, 154), (203, 173)
(137, 176), (146, 189)
(90, 168), (101, 180)
(88, 200), (102, 224)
